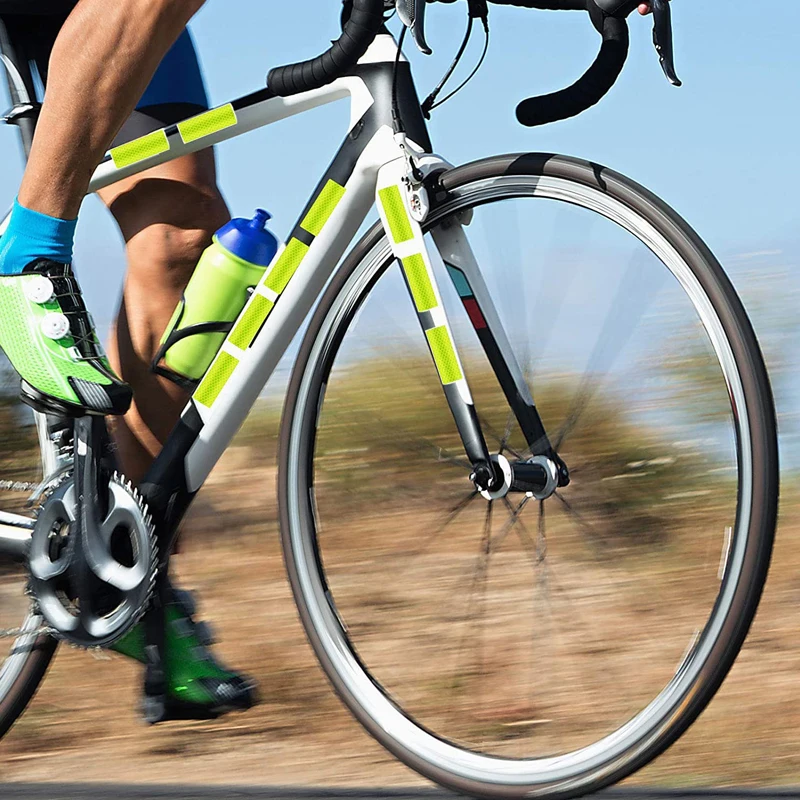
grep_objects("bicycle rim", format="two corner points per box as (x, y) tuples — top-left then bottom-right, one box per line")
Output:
(0, 390), (59, 738)
(279, 154), (777, 797)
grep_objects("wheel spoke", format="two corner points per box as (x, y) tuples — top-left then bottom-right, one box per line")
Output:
(553, 491), (607, 551)
(551, 248), (667, 452)
(479, 413), (522, 459)
(450, 500), (493, 721)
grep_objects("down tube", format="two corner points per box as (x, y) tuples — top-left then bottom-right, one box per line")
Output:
(169, 126), (393, 500)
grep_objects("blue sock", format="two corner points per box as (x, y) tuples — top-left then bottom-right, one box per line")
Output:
(0, 199), (78, 275)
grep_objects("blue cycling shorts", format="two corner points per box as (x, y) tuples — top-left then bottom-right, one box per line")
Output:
(116, 28), (210, 147)
(0, 12), (210, 147)
(136, 29), (209, 114)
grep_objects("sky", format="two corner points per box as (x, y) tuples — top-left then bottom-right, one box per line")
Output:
(1, 0), (799, 447)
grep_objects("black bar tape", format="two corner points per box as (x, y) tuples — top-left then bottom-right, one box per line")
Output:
(487, 0), (586, 10)
(268, 0), (386, 97)
(516, 14), (629, 126)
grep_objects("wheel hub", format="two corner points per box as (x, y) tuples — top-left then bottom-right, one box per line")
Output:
(478, 454), (559, 502)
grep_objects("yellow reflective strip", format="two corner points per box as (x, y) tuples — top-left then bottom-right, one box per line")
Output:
(402, 254), (437, 312)
(229, 294), (274, 350)
(301, 180), (346, 236)
(111, 130), (169, 169)
(426, 326), (463, 385)
(178, 104), (237, 144)
(194, 351), (239, 408)
(378, 185), (414, 244)
(265, 239), (309, 294)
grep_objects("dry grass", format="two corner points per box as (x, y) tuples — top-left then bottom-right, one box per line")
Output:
(0, 372), (792, 789)
(0, 436), (794, 788)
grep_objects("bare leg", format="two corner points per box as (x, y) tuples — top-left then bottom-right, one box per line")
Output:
(19, 0), (205, 220)
(99, 150), (229, 484)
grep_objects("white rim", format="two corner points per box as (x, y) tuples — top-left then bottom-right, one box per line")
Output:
(0, 411), (58, 704)
(286, 173), (755, 794)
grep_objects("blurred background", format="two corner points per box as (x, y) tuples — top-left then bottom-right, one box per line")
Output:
(0, 0), (799, 789)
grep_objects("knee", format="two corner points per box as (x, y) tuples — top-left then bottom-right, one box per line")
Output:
(110, 178), (230, 287)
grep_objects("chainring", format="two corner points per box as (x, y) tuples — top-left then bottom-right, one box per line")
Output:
(28, 473), (157, 648)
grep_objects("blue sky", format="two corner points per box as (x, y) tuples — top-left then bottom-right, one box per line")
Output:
(1, 0), (799, 446)
(2, 1), (798, 307)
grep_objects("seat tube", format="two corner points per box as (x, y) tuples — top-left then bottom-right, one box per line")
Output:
(375, 153), (497, 489)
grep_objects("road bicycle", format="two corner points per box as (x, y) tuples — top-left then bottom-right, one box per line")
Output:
(0, 0), (779, 797)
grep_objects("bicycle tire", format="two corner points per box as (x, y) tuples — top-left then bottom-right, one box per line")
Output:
(279, 152), (778, 799)
(0, 410), (59, 741)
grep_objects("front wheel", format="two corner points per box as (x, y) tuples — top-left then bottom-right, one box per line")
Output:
(279, 153), (778, 798)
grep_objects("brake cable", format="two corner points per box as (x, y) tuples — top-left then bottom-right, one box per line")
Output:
(421, 0), (490, 118)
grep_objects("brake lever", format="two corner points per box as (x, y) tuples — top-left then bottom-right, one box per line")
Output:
(397, 0), (432, 55)
(651, 0), (681, 86)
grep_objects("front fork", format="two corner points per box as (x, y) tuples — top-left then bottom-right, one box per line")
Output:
(375, 151), (568, 494)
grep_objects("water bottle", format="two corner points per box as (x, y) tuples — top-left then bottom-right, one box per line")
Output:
(161, 209), (279, 381)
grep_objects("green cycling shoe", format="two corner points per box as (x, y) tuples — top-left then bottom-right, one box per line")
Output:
(0, 259), (132, 416)
(113, 585), (257, 722)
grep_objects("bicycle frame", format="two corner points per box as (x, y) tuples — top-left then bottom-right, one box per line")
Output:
(0, 33), (556, 559)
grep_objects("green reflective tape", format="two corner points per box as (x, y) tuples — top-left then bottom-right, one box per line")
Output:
(301, 180), (346, 236)
(194, 351), (238, 408)
(111, 129), (169, 169)
(178, 104), (237, 144)
(402, 254), (437, 312)
(379, 185), (414, 244)
(426, 325), (463, 385)
(229, 294), (274, 350)
(265, 239), (309, 294)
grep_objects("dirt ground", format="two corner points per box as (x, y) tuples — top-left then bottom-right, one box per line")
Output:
(0, 438), (797, 790)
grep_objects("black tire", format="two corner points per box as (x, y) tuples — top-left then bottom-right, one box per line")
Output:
(0, 408), (60, 741)
(0, 630), (56, 740)
(279, 153), (779, 799)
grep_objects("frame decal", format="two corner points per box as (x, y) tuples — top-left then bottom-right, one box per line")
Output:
(378, 185), (414, 244)
(301, 180), (346, 236)
(425, 326), (463, 385)
(402, 254), (437, 313)
(111, 129), (169, 169)
(265, 239), (310, 294)
(195, 351), (239, 408)
(178, 104), (238, 145)
(228, 294), (275, 351)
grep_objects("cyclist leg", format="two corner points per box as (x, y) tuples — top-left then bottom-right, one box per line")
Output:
(97, 30), (229, 484)
(97, 40), (255, 719)
(100, 150), (229, 485)
(0, 0), (205, 416)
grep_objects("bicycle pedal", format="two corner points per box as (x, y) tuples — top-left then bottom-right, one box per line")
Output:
(172, 588), (197, 618)
(141, 693), (168, 725)
(193, 620), (216, 647)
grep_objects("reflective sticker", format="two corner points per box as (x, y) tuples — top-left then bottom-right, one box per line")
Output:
(111, 129), (169, 169)
(379, 185), (414, 244)
(178, 104), (238, 145)
(402, 254), (437, 312)
(265, 239), (309, 294)
(426, 325), (463, 385)
(229, 294), (274, 351)
(195, 351), (239, 408)
(301, 180), (346, 237)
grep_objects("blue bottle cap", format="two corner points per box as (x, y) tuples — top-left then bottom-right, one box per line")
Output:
(215, 209), (280, 267)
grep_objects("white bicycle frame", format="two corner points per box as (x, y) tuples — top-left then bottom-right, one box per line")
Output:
(0, 33), (543, 555)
